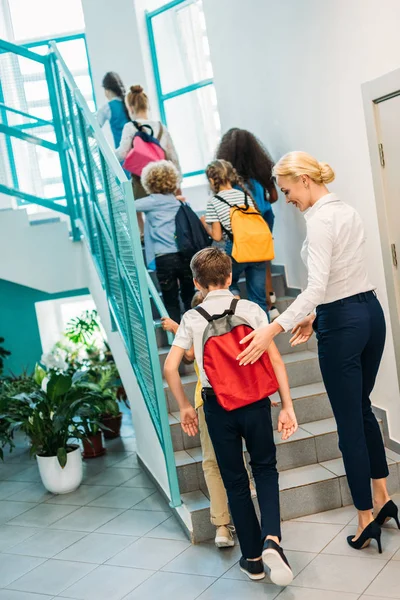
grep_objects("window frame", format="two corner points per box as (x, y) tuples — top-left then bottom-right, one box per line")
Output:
(145, 0), (217, 179)
(1, 32), (95, 207)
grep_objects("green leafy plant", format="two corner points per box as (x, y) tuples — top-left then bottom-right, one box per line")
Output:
(0, 365), (105, 466)
(65, 310), (100, 346)
(0, 337), (11, 375)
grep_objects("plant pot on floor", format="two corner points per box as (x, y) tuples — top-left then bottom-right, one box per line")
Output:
(101, 412), (123, 439)
(82, 431), (106, 458)
(37, 445), (83, 494)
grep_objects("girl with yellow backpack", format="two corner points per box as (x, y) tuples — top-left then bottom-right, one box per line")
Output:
(201, 159), (274, 312)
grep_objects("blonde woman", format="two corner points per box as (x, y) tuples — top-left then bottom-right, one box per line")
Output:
(237, 151), (397, 553)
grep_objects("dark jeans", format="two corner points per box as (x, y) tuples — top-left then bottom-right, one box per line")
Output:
(314, 291), (389, 510)
(155, 252), (194, 323)
(203, 392), (281, 558)
(231, 259), (267, 312)
(225, 238), (267, 312)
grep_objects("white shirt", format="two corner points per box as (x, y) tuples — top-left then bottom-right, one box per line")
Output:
(276, 193), (375, 332)
(173, 289), (269, 387)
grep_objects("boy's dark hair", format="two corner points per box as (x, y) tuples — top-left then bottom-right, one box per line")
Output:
(216, 128), (274, 192)
(190, 247), (232, 289)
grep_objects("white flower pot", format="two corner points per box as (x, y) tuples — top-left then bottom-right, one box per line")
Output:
(37, 445), (83, 494)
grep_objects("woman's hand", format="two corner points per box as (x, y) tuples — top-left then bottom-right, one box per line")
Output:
(237, 322), (283, 366)
(278, 407), (298, 441)
(290, 314), (315, 347)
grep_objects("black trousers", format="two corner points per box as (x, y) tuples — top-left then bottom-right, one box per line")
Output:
(315, 291), (389, 510)
(155, 252), (194, 323)
(203, 393), (281, 559)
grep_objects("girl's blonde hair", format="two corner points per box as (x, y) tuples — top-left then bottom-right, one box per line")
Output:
(273, 151), (335, 185)
(206, 159), (244, 193)
(141, 160), (180, 195)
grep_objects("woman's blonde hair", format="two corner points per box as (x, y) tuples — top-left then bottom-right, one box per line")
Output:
(141, 160), (180, 195)
(126, 84), (149, 113)
(273, 151), (335, 185)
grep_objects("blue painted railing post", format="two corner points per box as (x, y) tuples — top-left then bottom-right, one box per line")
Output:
(45, 53), (80, 242)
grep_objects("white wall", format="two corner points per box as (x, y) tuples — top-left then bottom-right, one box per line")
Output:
(83, 244), (170, 497)
(203, 0), (400, 440)
(81, 0), (149, 120)
(0, 210), (87, 293)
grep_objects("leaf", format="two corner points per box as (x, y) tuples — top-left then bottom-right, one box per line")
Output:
(34, 364), (46, 386)
(72, 370), (86, 385)
(57, 447), (67, 468)
(47, 374), (72, 401)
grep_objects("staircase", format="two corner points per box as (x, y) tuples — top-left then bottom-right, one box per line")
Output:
(2, 37), (399, 545)
(155, 271), (400, 543)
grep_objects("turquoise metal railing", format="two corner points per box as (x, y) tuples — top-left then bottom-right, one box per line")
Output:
(0, 38), (181, 507)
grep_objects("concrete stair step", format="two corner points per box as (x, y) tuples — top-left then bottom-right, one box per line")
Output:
(173, 417), (346, 496)
(170, 381), (333, 453)
(163, 351), (322, 414)
(178, 450), (400, 543)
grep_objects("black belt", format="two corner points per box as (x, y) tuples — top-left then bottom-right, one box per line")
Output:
(318, 290), (376, 309)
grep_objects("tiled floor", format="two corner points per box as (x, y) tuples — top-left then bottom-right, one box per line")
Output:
(1, 420), (400, 600)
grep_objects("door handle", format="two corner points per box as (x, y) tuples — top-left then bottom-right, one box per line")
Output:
(391, 243), (398, 269)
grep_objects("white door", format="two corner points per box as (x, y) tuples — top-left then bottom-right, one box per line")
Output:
(376, 94), (400, 324)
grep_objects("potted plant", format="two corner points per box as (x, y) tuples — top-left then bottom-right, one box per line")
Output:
(83, 365), (129, 439)
(0, 365), (102, 493)
(77, 403), (106, 458)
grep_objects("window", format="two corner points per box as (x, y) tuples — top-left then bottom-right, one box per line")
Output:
(146, 0), (221, 178)
(1, 0), (94, 211)
(7, 34), (95, 209)
(9, 0), (85, 43)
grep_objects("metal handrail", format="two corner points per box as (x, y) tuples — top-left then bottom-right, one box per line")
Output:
(48, 42), (181, 507)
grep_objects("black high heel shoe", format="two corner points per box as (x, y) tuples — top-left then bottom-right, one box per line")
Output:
(347, 521), (382, 553)
(375, 500), (400, 529)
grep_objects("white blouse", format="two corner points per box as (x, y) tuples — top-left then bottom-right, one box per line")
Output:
(276, 193), (375, 332)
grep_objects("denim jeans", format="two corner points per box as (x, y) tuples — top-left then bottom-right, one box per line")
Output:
(203, 392), (281, 559)
(225, 239), (267, 312)
(315, 291), (389, 510)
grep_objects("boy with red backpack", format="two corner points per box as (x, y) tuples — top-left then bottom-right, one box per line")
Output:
(164, 247), (297, 586)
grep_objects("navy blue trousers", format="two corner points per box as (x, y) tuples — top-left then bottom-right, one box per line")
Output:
(314, 291), (389, 510)
(203, 394), (281, 559)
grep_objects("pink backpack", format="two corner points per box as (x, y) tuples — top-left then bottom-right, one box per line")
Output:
(123, 121), (165, 176)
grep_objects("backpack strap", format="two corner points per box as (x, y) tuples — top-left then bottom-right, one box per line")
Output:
(195, 306), (213, 322)
(230, 297), (239, 313)
(195, 297), (239, 322)
(132, 120), (154, 137)
(213, 194), (234, 241)
(157, 122), (164, 142)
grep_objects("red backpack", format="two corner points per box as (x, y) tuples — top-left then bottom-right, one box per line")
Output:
(196, 298), (279, 411)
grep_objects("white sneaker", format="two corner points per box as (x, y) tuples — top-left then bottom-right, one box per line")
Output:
(269, 292), (277, 304)
(215, 525), (235, 548)
(269, 307), (280, 322)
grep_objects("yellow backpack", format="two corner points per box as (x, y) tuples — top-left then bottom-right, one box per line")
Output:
(215, 193), (274, 263)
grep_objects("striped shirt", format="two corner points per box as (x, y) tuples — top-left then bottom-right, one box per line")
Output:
(205, 188), (256, 234)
